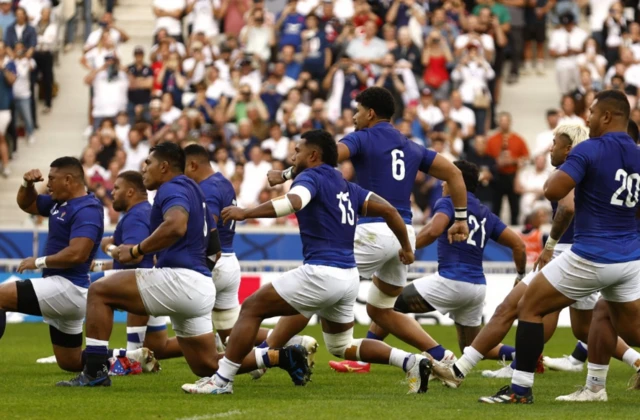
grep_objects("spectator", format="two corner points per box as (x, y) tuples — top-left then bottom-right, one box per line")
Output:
(185, 0), (223, 39)
(518, 205), (549, 264)
(220, 0), (251, 37)
(454, 15), (495, 62)
(64, 0), (92, 48)
(4, 7), (37, 57)
(558, 94), (585, 126)
(416, 88), (444, 133)
(466, 134), (497, 208)
(241, 7), (275, 62)
(422, 30), (453, 101)
(204, 65), (234, 106)
(238, 144), (272, 207)
(576, 37), (607, 90)
(0, 40), (15, 177)
(160, 91), (182, 124)
(503, 0), (526, 85)
(84, 13), (129, 52)
(227, 82), (269, 123)
(549, 12), (588, 94)
(190, 82), (217, 123)
(276, 0), (305, 52)
(514, 151), (552, 224)
(127, 46), (154, 124)
(276, 87), (310, 127)
(322, 54), (367, 121)
(81, 147), (109, 188)
(247, 104), (269, 140)
(352, 0), (382, 29)
(261, 122), (290, 161)
(33, 6), (55, 113)
(375, 53), (407, 119)
(485, 112), (529, 224)
(211, 146), (236, 179)
(11, 41), (35, 144)
(392, 26), (423, 84)
(451, 42), (495, 135)
(183, 40), (210, 87)
(122, 127), (150, 172)
(381, 23), (397, 52)
(523, 0), (553, 76)
(150, 29), (187, 60)
(589, 0), (618, 48)
(533, 109), (559, 158)
(158, 51), (187, 108)
(602, 1), (628, 66)
(301, 13), (331, 80)
(280, 44), (302, 80)
(0, 0), (15, 40)
(114, 111), (130, 144)
(425, 6), (458, 49)
(81, 31), (117, 71)
(449, 89), (475, 140)
(153, 0), (186, 43)
(85, 54), (129, 131)
(345, 20), (387, 72)
(307, 98), (329, 130)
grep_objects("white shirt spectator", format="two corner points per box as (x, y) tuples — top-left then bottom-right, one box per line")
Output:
(450, 105), (476, 138)
(589, 0), (617, 33)
(205, 78), (235, 101)
(161, 106), (182, 124)
(122, 142), (150, 172)
(239, 160), (272, 207)
(154, 0), (186, 36)
(36, 18), (58, 51)
(454, 34), (495, 58)
(85, 28), (122, 50)
(549, 26), (588, 62)
(211, 160), (236, 179)
(182, 57), (209, 85)
(297, 0), (319, 16)
(333, 0), (355, 20)
(19, 0), (51, 26)
(276, 76), (297, 96)
(187, 0), (221, 38)
(261, 135), (290, 161)
(84, 47), (118, 70)
(417, 103), (444, 128)
(239, 70), (263, 94)
(150, 41), (187, 59)
(115, 123), (130, 144)
(534, 129), (554, 157)
(576, 52), (607, 84)
(241, 24), (274, 61)
(92, 71), (129, 118)
(85, 164), (110, 181)
(451, 61), (495, 104)
(276, 102), (311, 127)
(12, 57), (36, 99)
(624, 64), (640, 88)
(345, 37), (388, 71)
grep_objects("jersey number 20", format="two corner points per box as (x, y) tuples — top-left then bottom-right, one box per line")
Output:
(337, 192), (355, 225)
(391, 149), (405, 181)
(466, 215), (487, 248)
(610, 169), (640, 208)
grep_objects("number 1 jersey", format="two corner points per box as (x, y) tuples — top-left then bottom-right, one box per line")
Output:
(340, 122), (437, 224)
(559, 132), (640, 263)
(433, 192), (507, 285)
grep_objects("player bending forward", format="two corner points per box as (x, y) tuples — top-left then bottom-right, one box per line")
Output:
(183, 130), (433, 395)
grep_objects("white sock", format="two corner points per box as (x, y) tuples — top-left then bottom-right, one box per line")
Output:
(455, 346), (484, 376)
(586, 363), (609, 392)
(511, 369), (534, 389)
(255, 348), (268, 369)
(622, 348), (640, 371)
(86, 337), (109, 348)
(214, 357), (241, 386)
(389, 348), (412, 371)
(126, 326), (147, 350)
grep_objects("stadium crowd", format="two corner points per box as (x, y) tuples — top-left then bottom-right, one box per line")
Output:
(2, 0), (640, 230)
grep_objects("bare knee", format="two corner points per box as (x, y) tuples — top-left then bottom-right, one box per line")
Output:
(492, 301), (518, 326)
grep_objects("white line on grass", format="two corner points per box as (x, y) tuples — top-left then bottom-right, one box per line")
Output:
(176, 410), (244, 420)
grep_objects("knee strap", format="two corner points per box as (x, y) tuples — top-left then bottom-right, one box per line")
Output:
(213, 306), (240, 331)
(367, 282), (397, 309)
(323, 328), (363, 360)
(49, 325), (82, 348)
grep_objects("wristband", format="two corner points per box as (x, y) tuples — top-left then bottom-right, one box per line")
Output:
(22, 179), (30, 188)
(130, 247), (137, 259)
(106, 244), (116, 257)
(35, 256), (47, 269)
(454, 207), (467, 221)
(545, 237), (558, 251)
(137, 243), (145, 256)
(282, 167), (294, 181)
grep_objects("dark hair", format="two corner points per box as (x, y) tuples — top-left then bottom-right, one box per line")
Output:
(594, 89), (631, 120)
(546, 109), (559, 117)
(184, 143), (210, 163)
(301, 129), (338, 167)
(50, 156), (84, 180)
(628, 120), (640, 144)
(454, 160), (479, 194)
(355, 87), (395, 120)
(150, 142), (186, 173)
(117, 171), (146, 194)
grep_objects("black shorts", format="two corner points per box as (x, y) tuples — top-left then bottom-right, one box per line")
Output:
(525, 22), (546, 43)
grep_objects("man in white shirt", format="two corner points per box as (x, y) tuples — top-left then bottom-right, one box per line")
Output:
(261, 122), (290, 161)
(533, 109), (559, 159)
(449, 90), (476, 139)
(589, 0), (617, 47)
(85, 54), (129, 131)
(416, 88), (444, 131)
(122, 128), (150, 172)
(182, 40), (210, 86)
(186, 0), (221, 39)
(18, 0), (50, 27)
(204, 65), (234, 103)
(454, 15), (495, 62)
(549, 12), (588, 94)
(238, 145), (272, 208)
(345, 20), (388, 74)
(84, 13), (129, 52)
(153, 0), (186, 42)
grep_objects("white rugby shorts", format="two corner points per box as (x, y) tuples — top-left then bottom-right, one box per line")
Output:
(135, 268), (216, 337)
(212, 253), (240, 310)
(412, 273), (486, 327)
(541, 249), (640, 303)
(522, 244), (599, 310)
(272, 264), (359, 324)
(31, 276), (88, 335)
(355, 222), (416, 287)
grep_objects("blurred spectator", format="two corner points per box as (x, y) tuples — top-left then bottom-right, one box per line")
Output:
(0, 0), (15, 40)
(392, 26), (422, 84)
(301, 13), (331, 80)
(241, 7), (275, 62)
(449, 90), (475, 140)
(486, 112), (529, 224)
(523, 0), (553, 76)
(127, 47), (154, 124)
(425, 6), (458, 49)
(4, 7), (37, 57)
(114, 111), (130, 144)
(238, 144), (272, 207)
(186, 0), (223, 39)
(276, 0), (305, 52)
(416, 88), (443, 133)
(576, 38), (607, 90)
(514, 151), (552, 224)
(160, 92), (182, 124)
(422, 30), (453, 101)
(12, 41), (35, 144)
(345, 20), (387, 72)
(85, 55), (129, 131)
(386, 0), (427, 29)
(558, 94), (585, 126)
(549, 12), (588, 94)
(466, 134), (497, 208)
(519, 205), (550, 264)
(33, 7), (56, 113)
(0, 40), (15, 177)
(533, 109), (559, 157)
(503, 0), (525, 85)
(261, 122), (290, 161)
(64, 0), (93, 48)
(122, 127), (150, 172)
(183, 41), (210, 86)
(589, 0), (618, 48)
(211, 146), (236, 179)
(322, 54), (367, 121)
(276, 87), (310, 127)
(603, 1), (628, 66)
(85, 13), (129, 51)
(374, 53), (407, 119)
(153, 0), (186, 43)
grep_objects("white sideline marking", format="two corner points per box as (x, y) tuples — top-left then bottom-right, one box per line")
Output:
(176, 410), (244, 420)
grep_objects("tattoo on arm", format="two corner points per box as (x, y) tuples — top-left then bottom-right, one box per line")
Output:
(549, 205), (574, 240)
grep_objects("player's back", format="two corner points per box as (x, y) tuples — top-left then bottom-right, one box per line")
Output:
(113, 201), (154, 270)
(292, 164), (370, 269)
(340, 122), (436, 224)
(560, 133), (640, 263)
(435, 193), (506, 285)
(150, 175), (210, 276)
(198, 172), (236, 253)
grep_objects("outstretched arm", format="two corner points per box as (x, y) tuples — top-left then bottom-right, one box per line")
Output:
(415, 213), (450, 249)
(222, 186), (310, 223)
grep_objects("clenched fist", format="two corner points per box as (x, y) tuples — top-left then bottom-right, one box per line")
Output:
(23, 169), (44, 185)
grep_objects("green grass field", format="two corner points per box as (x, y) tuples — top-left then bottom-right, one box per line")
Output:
(1, 323), (638, 419)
